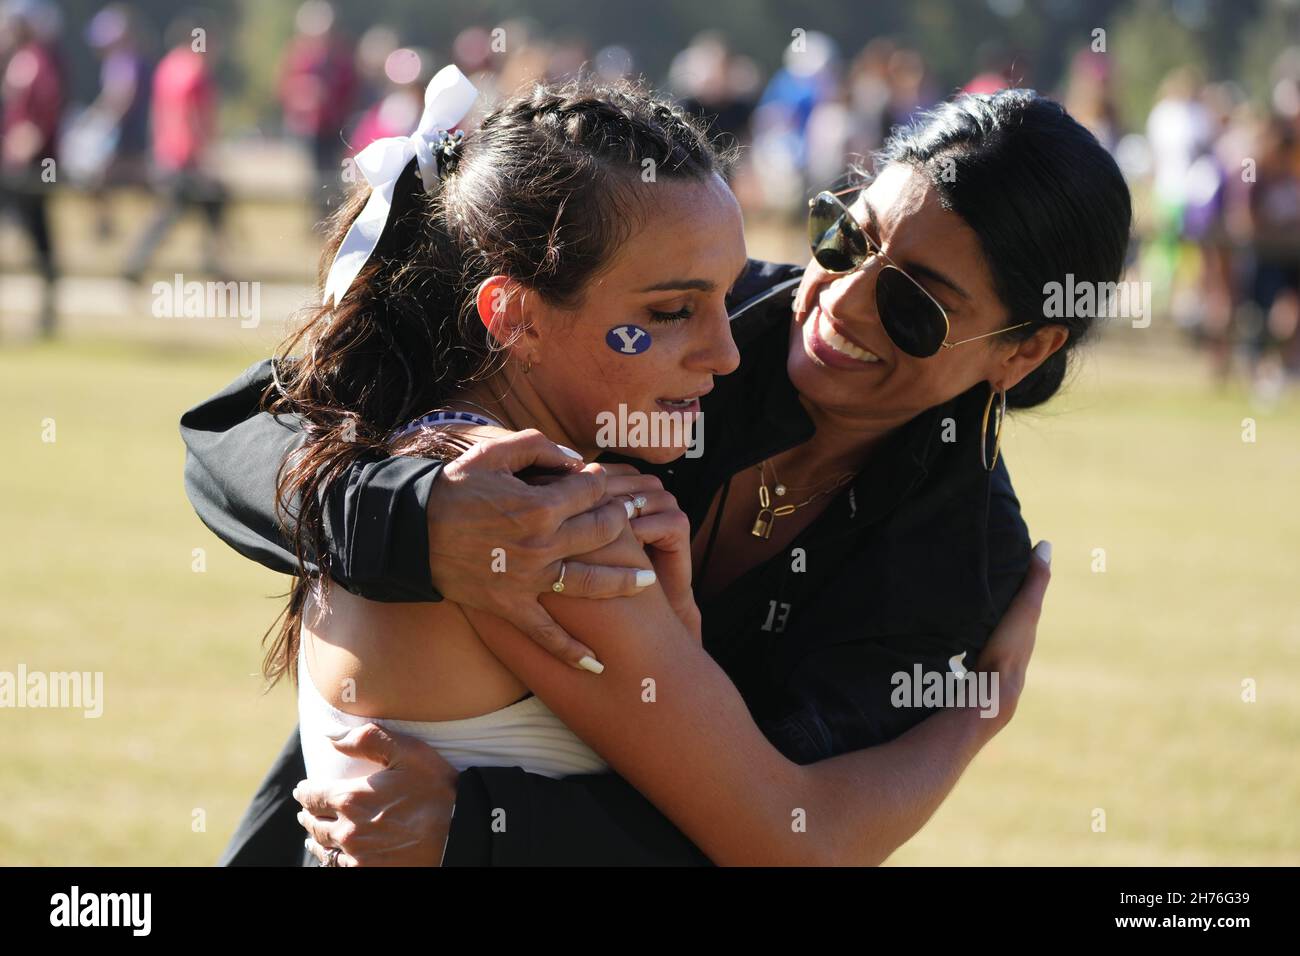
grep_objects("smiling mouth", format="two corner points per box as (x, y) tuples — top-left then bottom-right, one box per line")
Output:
(813, 307), (882, 364)
(655, 393), (706, 411)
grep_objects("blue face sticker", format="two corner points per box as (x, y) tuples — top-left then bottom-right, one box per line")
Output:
(606, 325), (652, 355)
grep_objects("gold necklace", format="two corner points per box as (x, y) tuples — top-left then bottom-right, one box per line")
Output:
(751, 460), (856, 539)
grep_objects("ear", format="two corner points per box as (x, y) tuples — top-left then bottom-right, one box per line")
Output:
(475, 276), (531, 348)
(994, 324), (1070, 392)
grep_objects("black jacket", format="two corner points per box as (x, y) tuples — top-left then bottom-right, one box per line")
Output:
(181, 259), (1032, 865)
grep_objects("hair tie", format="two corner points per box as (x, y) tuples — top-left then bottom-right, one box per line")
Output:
(323, 65), (479, 308)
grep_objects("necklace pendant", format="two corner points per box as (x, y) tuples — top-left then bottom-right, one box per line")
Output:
(751, 509), (775, 539)
(774, 484), (786, 496)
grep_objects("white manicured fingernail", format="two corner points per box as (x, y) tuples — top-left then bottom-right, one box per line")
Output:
(635, 569), (656, 588)
(577, 655), (605, 674)
(624, 499), (637, 518)
(1033, 540), (1052, 567)
(557, 445), (583, 460)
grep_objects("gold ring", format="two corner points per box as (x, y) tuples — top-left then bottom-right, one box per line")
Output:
(551, 561), (567, 593)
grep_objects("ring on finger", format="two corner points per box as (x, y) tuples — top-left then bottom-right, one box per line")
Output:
(630, 494), (648, 518)
(551, 560), (567, 593)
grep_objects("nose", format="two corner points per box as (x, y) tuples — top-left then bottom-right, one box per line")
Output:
(818, 264), (881, 328)
(690, 300), (741, 376)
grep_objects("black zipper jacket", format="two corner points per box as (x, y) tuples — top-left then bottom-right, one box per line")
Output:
(180, 259), (1032, 865)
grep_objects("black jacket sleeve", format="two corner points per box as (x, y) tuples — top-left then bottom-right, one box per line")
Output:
(444, 767), (711, 866)
(179, 359), (444, 601)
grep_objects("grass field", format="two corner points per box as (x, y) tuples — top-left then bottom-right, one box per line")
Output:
(1, 330), (1297, 865)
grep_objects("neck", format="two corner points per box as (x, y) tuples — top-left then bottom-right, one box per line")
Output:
(452, 372), (597, 460)
(770, 395), (907, 481)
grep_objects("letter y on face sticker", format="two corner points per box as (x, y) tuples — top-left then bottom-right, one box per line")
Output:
(606, 325), (652, 355)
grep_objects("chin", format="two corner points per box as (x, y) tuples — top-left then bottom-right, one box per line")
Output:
(625, 443), (689, 466)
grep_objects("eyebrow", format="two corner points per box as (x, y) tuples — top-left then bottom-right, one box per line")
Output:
(637, 261), (751, 295)
(636, 278), (716, 293)
(861, 201), (973, 304)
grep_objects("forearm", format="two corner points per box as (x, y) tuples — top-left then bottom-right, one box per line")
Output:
(801, 703), (1005, 866)
(472, 524), (1007, 866)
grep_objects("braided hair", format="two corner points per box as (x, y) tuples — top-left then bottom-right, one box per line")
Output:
(261, 77), (733, 687)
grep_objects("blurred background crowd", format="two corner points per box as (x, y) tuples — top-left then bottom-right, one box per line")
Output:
(3, 0), (1300, 395)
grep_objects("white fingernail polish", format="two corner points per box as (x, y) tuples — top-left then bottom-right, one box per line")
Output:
(558, 445), (583, 460)
(1034, 540), (1052, 567)
(635, 569), (656, 588)
(577, 655), (605, 674)
(624, 499), (637, 518)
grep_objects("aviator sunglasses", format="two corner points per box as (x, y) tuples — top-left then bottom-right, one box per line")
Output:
(807, 188), (1033, 358)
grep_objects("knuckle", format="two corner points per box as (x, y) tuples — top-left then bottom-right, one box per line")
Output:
(599, 502), (627, 540)
(583, 468), (607, 496)
(332, 788), (360, 815)
(510, 498), (556, 535)
(524, 539), (558, 573)
(571, 563), (600, 594)
(531, 621), (564, 649)
(512, 536), (547, 570)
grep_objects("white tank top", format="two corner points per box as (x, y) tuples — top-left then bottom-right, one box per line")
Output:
(296, 640), (607, 782)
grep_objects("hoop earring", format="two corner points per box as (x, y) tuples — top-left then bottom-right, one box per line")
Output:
(522, 358), (533, 375)
(980, 384), (1007, 472)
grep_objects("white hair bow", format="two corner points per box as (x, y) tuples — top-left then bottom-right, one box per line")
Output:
(323, 64), (479, 308)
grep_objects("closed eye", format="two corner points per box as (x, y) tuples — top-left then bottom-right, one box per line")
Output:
(649, 306), (694, 323)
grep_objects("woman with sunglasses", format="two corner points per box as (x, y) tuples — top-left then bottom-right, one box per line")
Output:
(182, 87), (1128, 865)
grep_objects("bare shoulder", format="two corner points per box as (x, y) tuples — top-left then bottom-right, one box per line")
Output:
(300, 583), (530, 722)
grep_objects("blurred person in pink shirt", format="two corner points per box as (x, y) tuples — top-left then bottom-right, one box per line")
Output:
(278, 1), (356, 220)
(1, 0), (64, 336)
(124, 10), (227, 282)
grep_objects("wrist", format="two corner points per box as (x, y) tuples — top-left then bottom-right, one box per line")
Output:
(976, 685), (1018, 738)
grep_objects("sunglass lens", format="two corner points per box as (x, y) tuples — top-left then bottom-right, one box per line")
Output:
(877, 267), (947, 357)
(808, 194), (867, 273)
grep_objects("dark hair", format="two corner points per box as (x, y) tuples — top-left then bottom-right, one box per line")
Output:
(260, 76), (731, 687)
(873, 88), (1132, 409)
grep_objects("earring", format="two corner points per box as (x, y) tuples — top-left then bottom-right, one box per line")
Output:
(522, 358), (533, 374)
(980, 383), (1007, 472)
